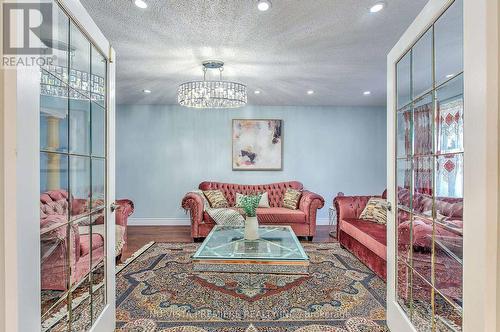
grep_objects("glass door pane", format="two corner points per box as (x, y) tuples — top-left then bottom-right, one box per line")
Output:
(394, 1), (463, 330)
(40, 3), (108, 331)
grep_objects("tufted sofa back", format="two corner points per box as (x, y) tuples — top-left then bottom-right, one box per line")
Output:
(40, 190), (70, 222)
(199, 181), (304, 208)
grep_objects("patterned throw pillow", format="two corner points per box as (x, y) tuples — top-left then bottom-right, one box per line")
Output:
(203, 190), (229, 208)
(235, 192), (270, 208)
(282, 188), (302, 210)
(359, 198), (387, 225)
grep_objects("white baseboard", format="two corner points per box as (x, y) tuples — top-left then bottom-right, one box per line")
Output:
(128, 218), (191, 226)
(316, 218), (330, 226)
(129, 217), (330, 226)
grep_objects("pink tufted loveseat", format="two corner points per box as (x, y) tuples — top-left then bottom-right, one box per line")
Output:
(40, 190), (134, 291)
(182, 181), (324, 240)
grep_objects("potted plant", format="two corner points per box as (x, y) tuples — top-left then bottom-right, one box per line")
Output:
(239, 194), (261, 240)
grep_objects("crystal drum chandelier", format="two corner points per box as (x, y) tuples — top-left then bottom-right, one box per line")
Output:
(178, 60), (247, 109)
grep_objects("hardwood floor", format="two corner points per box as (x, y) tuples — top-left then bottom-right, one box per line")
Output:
(122, 225), (337, 261)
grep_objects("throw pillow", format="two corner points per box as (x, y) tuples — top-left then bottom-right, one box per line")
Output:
(203, 190), (229, 208)
(235, 192), (270, 208)
(283, 188), (302, 210)
(359, 198), (387, 224)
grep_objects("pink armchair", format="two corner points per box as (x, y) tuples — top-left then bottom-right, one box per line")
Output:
(182, 181), (324, 240)
(40, 190), (134, 291)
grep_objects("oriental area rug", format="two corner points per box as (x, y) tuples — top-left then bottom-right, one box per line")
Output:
(115, 242), (388, 332)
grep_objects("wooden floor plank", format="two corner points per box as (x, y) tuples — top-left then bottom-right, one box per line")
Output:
(122, 225), (336, 261)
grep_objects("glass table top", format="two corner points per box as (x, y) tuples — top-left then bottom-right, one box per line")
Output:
(192, 226), (308, 261)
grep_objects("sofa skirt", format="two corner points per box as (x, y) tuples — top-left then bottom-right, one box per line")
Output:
(339, 230), (387, 281)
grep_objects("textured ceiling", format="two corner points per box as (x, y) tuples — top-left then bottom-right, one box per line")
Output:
(80, 0), (428, 106)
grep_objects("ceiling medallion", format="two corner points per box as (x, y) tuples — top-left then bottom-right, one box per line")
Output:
(178, 60), (247, 109)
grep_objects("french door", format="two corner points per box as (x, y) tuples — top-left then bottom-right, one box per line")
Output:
(387, 0), (464, 331)
(39, 1), (116, 331)
(1, 0), (116, 331)
(387, 0), (500, 331)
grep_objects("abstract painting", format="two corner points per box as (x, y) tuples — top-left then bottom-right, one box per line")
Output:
(232, 119), (283, 171)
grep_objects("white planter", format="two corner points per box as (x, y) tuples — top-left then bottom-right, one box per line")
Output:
(244, 216), (259, 240)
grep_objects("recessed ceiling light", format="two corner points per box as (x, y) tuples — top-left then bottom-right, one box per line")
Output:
(307, 90), (315, 95)
(370, 1), (386, 13)
(254, 90), (261, 94)
(257, 0), (272, 11)
(363, 91), (371, 95)
(134, 0), (148, 9)
(143, 89), (151, 94)
(446, 74), (455, 79)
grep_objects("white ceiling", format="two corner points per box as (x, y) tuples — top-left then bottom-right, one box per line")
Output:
(80, 0), (428, 106)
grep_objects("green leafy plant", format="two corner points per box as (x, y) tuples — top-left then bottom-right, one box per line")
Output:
(239, 194), (261, 217)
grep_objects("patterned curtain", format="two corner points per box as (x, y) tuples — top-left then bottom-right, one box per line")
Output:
(414, 102), (433, 155)
(436, 97), (464, 198)
(414, 157), (433, 196)
(413, 102), (433, 196)
(437, 98), (463, 153)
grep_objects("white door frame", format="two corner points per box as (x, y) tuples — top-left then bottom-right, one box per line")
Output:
(0, 0), (116, 331)
(386, 0), (499, 331)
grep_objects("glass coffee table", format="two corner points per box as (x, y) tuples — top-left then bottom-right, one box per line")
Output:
(192, 225), (309, 274)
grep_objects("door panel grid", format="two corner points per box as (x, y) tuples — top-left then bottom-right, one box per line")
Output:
(394, 1), (463, 331)
(39, 1), (108, 331)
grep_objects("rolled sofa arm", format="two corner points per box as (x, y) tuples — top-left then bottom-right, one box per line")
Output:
(181, 192), (204, 224)
(299, 191), (325, 231)
(115, 199), (134, 226)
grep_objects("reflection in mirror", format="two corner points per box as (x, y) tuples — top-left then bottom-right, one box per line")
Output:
(91, 104), (106, 157)
(413, 156), (433, 215)
(40, 4), (69, 81)
(413, 94), (433, 156)
(396, 258), (412, 317)
(70, 23), (91, 97)
(40, 3), (107, 331)
(393, 0), (464, 329)
(69, 98), (91, 155)
(437, 74), (464, 154)
(396, 159), (412, 209)
(91, 47), (107, 108)
(397, 105), (412, 158)
(70, 156), (91, 218)
(397, 51), (411, 109)
(412, 29), (433, 98)
(411, 272), (433, 332)
(91, 159), (106, 210)
(411, 216), (432, 283)
(434, 291), (463, 330)
(435, 0), (463, 86)
(40, 81), (69, 153)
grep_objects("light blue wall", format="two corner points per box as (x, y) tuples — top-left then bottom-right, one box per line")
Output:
(116, 105), (387, 223)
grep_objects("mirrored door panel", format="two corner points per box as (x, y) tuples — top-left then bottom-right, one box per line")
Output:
(395, 0), (463, 331)
(40, 2), (108, 331)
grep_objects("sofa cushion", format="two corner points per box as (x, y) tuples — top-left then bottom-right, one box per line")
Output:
(359, 198), (387, 224)
(283, 188), (302, 210)
(340, 218), (387, 260)
(203, 190), (229, 208)
(235, 192), (270, 208)
(257, 207), (306, 224)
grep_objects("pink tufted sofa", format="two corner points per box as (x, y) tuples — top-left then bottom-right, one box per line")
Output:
(182, 181), (324, 240)
(40, 190), (134, 291)
(335, 187), (463, 306)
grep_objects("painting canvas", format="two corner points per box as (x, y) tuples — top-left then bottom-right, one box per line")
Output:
(232, 119), (283, 171)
